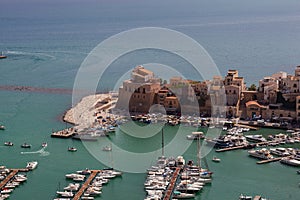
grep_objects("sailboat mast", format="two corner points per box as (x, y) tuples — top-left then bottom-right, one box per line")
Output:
(161, 128), (164, 157)
(197, 137), (201, 168)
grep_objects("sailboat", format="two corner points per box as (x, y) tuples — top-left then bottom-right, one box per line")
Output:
(196, 136), (213, 178)
(0, 52), (7, 59)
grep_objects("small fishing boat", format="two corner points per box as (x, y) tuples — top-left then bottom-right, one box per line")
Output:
(102, 145), (112, 151)
(239, 194), (252, 200)
(4, 142), (13, 146)
(68, 147), (77, 152)
(0, 52), (7, 59)
(212, 156), (221, 162)
(21, 143), (31, 148)
(41, 142), (47, 147)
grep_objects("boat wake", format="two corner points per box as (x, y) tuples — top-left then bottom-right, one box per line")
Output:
(21, 147), (50, 157)
(6, 50), (56, 60)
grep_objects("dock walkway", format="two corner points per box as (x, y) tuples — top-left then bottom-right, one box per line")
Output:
(73, 170), (99, 200)
(216, 145), (246, 152)
(0, 169), (18, 189)
(235, 124), (259, 130)
(163, 167), (181, 200)
(256, 156), (292, 164)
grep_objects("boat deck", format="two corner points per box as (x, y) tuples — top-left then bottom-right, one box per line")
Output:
(73, 170), (100, 200)
(51, 128), (75, 138)
(163, 167), (181, 200)
(0, 169), (19, 189)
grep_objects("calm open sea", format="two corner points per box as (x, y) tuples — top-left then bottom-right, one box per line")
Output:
(0, 0), (300, 199)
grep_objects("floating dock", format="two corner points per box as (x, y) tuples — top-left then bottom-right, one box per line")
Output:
(256, 156), (292, 164)
(163, 167), (181, 200)
(0, 169), (19, 189)
(73, 170), (100, 200)
(216, 145), (248, 152)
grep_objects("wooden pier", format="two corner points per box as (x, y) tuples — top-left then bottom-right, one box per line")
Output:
(216, 145), (247, 152)
(0, 169), (18, 189)
(73, 170), (99, 200)
(163, 167), (181, 200)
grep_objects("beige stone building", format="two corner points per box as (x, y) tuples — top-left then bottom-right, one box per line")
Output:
(297, 96), (300, 121)
(279, 66), (300, 102)
(258, 76), (278, 104)
(244, 101), (267, 119)
(116, 65), (161, 113)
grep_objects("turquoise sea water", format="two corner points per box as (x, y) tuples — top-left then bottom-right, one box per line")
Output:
(1, 0), (300, 199)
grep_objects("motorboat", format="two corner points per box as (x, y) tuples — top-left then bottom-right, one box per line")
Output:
(245, 135), (267, 143)
(64, 183), (80, 191)
(14, 174), (27, 182)
(173, 190), (196, 199)
(41, 142), (47, 147)
(212, 156), (221, 162)
(65, 173), (85, 180)
(73, 176), (85, 182)
(269, 148), (290, 157)
(186, 131), (205, 140)
(0, 189), (13, 194)
(76, 168), (91, 175)
(239, 194), (252, 200)
(102, 145), (112, 151)
(56, 191), (74, 197)
(0, 125), (5, 130)
(21, 143), (31, 148)
(4, 142), (13, 146)
(26, 161), (38, 170)
(68, 147), (77, 152)
(84, 188), (102, 196)
(0, 52), (7, 59)
(280, 157), (300, 167)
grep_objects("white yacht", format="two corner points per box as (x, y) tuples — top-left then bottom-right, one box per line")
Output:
(186, 131), (205, 140)
(280, 157), (300, 167)
(63, 183), (80, 191)
(245, 135), (267, 143)
(248, 149), (273, 160)
(26, 161), (38, 170)
(56, 191), (73, 198)
(173, 190), (196, 199)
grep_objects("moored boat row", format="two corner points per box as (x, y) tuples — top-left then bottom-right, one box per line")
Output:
(144, 156), (212, 200)
(55, 168), (122, 200)
(0, 166), (32, 200)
